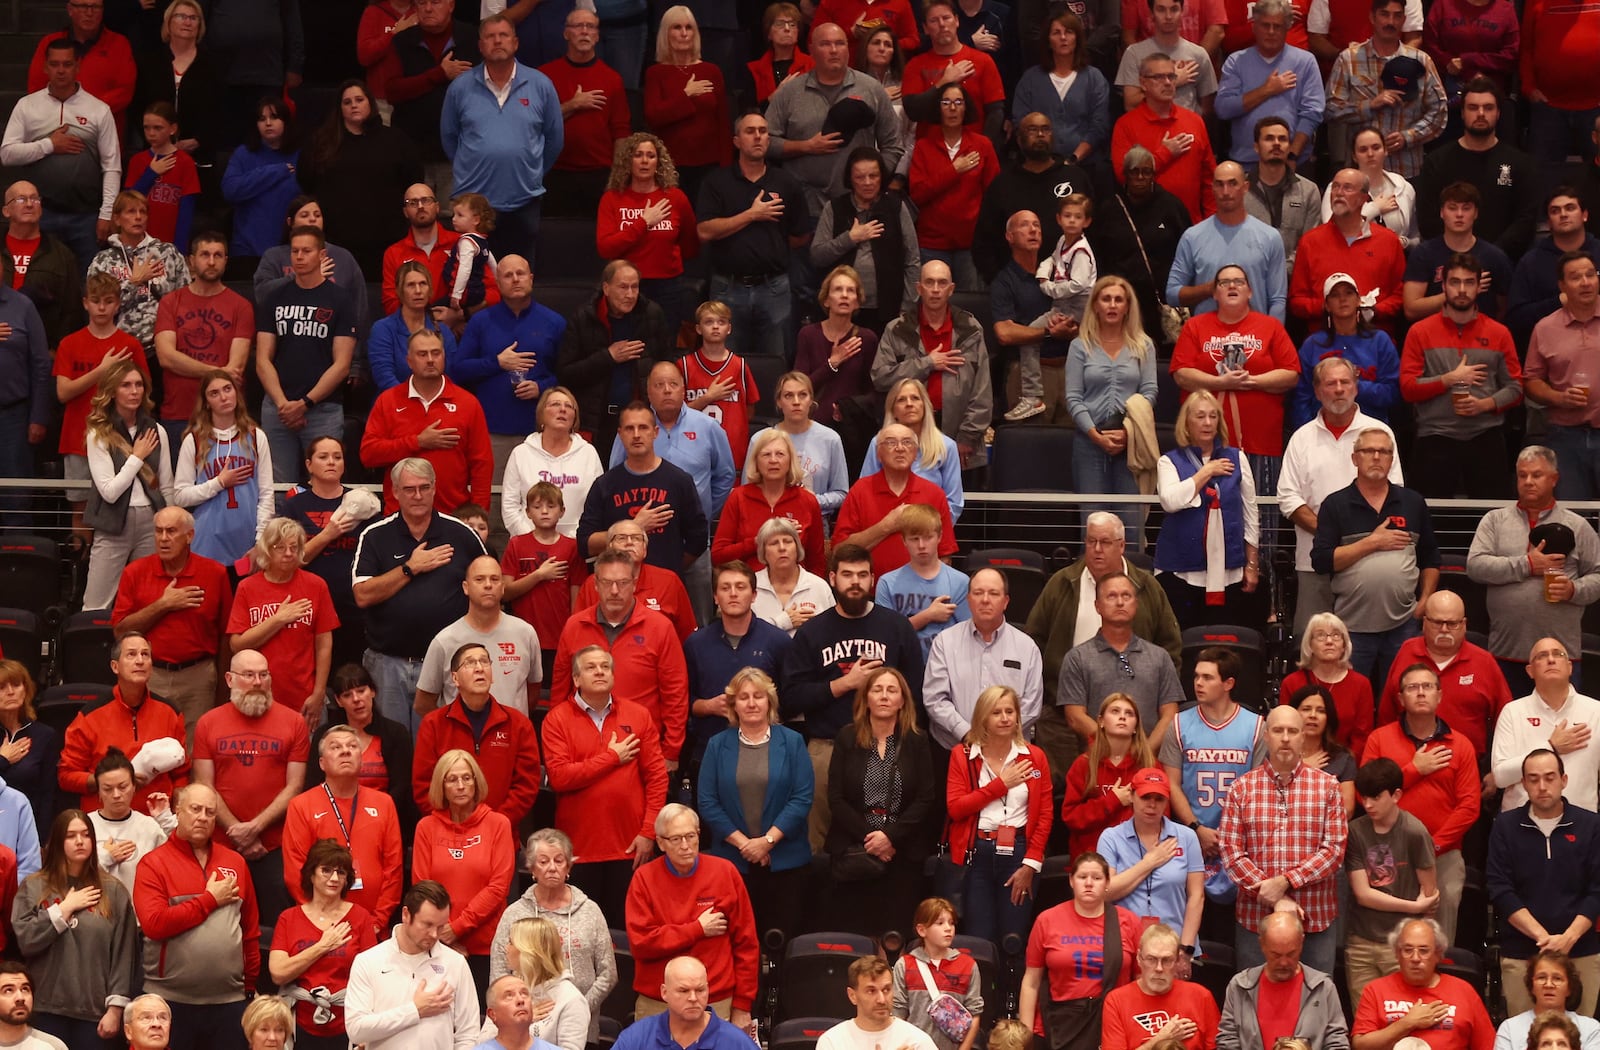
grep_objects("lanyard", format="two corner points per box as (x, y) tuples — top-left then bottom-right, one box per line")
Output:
(324, 783), (358, 847)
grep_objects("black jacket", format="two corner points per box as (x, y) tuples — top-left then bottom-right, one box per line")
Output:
(389, 24), (482, 159)
(825, 726), (939, 863)
(555, 292), (676, 441)
(972, 158), (1093, 283)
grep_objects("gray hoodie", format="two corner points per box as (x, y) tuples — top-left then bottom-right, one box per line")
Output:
(490, 883), (617, 1042)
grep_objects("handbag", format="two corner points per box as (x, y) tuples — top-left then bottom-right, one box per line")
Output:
(914, 955), (975, 1043)
(831, 844), (888, 882)
(1040, 906), (1122, 1050)
(1115, 194), (1188, 344)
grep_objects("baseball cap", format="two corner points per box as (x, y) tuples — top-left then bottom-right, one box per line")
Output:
(1323, 271), (1359, 298)
(1131, 768), (1171, 798)
(1381, 55), (1426, 100)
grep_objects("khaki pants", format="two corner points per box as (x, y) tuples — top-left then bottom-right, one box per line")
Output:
(635, 995), (732, 1020)
(807, 738), (834, 853)
(1344, 935), (1399, 1005)
(1434, 849), (1465, 946)
(150, 661), (218, 746)
(1503, 953), (1600, 1017)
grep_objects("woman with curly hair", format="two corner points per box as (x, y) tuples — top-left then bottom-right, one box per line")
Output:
(83, 361), (173, 611)
(596, 132), (699, 334)
(173, 369), (273, 567)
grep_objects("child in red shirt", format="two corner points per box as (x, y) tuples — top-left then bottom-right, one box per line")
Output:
(681, 301), (760, 466)
(502, 481), (585, 702)
(54, 272), (149, 546)
(125, 102), (200, 249)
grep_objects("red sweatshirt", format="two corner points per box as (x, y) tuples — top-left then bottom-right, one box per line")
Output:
(575, 563), (695, 643)
(1287, 221), (1407, 328)
(281, 784), (404, 936)
(711, 484), (828, 578)
(1111, 104), (1217, 223)
(1520, 0), (1600, 110)
(596, 187), (699, 279)
(541, 696), (668, 862)
(360, 377), (494, 513)
(540, 56), (632, 172)
(1061, 751), (1142, 858)
(909, 129), (1001, 250)
(356, 1), (409, 97)
(642, 61), (731, 169)
(412, 802), (515, 955)
(551, 604), (689, 759)
(1375, 638), (1511, 757)
(625, 853), (760, 1010)
(945, 743), (1054, 866)
(133, 834), (260, 993)
(813, 0), (922, 53)
(58, 688), (190, 812)
(412, 699), (541, 828)
(1360, 722), (1480, 854)
(747, 49), (814, 104)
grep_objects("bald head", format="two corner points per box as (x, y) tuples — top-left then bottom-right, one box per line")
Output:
(497, 253), (532, 304)
(2, 182), (41, 235)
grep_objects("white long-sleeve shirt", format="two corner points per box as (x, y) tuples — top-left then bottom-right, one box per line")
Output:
(172, 425), (275, 537)
(87, 425), (174, 508)
(1277, 410), (1400, 572)
(1492, 688), (1600, 812)
(0, 85), (122, 221)
(345, 928), (480, 1050)
(1156, 450), (1259, 591)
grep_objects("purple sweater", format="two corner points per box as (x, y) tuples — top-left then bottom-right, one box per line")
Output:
(1423, 0), (1519, 92)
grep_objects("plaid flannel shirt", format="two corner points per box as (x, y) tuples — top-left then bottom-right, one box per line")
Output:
(1219, 760), (1349, 933)
(1325, 42), (1448, 178)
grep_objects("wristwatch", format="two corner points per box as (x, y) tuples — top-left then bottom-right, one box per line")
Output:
(400, 564), (415, 578)
(765, 834), (776, 846)
(1187, 821), (1200, 831)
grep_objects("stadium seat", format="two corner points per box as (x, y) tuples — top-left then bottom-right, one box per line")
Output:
(594, 1015), (622, 1050)
(1440, 945), (1486, 995)
(0, 609), (44, 684)
(1192, 939), (1236, 1008)
(951, 934), (1004, 1031)
(0, 536), (61, 619)
(770, 1017), (840, 1050)
(776, 933), (875, 1021)
(965, 548), (1048, 625)
(35, 683), (112, 738)
(1181, 625), (1266, 712)
(56, 609), (117, 686)
(603, 930), (635, 1025)
(989, 425), (1075, 493)
(1032, 854), (1076, 914)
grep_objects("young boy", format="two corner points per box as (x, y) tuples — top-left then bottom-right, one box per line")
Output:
(454, 503), (495, 557)
(1345, 757), (1439, 1004)
(874, 503), (969, 657)
(501, 482), (585, 688)
(681, 300), (760, 466)
(54, 272), (150, 545)
(1009, 194), (1096, 422)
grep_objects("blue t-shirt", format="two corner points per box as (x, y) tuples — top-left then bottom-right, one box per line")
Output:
(875, 562), (970, 658)
(1097, 816), (1204, 931)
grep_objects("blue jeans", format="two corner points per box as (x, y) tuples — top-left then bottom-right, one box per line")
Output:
(0, 401), (33, 525)
(1527, 101), (1600, 174)
(1236, 920), (1336, 975)
(598, 21), (647, 91)
(364, 648), (424, 737)
(487, 197), (543, 272)
(38, 209), (98, 275)
(1544, 424), (1600, 501)
(261, 399), (346, 488)
(1349, 617), (1422, 698)
(1071, 434), (1141, 545)
(709, 273), (792, 361)
(959, 838), (1034, 951)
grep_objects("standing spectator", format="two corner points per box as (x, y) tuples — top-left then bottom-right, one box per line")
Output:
(752, 373), (850, 515)
(811, 149), (920, 335)
(1110, 53), (1217, 224)
(370, 262), (458, 394)
(1417, 78), (1538, 258)
(1101, 923), (1220, 1050)
(597, 134), (699, 334)
(88, 748), (173, 895)
(923, 572), (1044, 759)
(0, 666), (58, 838)
(0, 42), (122, 273)
(1422, 0), (1517, 129)
(1058, 575), (1186, 749)
(1324, 0), (1448, 177)
(643, 9), (730, 203)
(1012, 12), (1112, 178)
(125, 103), (200, 251)
(892, 897), (986, 1050)
(268, 840), (376, 1050)
(713, 431), (827, 577)
(416, 556), (542, 716)
(1166, 163), (1288, 322)
(227, 519), (338, 719)
(791, 267), (881, 471)
(58, 635), (188, 816)
(1322, 128), (1421, 249)
(1520, 0), (1600, 173)
(909, 85), (1000, 288)
(836, 426), (958, 577)
(1098, 151), (1193, 353)
(220, 100), (301, 278)
(502, 388), (604, 540)
(1403, 182), (1512, 323)
(128, 2), (225, 174)
(1017, 852), (1141, 1041)
(539, 8), (630, 217)
(748, 4), (813, 107)
(381, 0), (480, 199)
(903, 0), (1007, 148)
(1219, 706), (1348, 972)
(307, 666), (418, 835)
(1505, 189), (1600, 348)
(1520, 253), (1600, 500)
(1214, 0), (1325, 167)
(86, 191), (190, 353)
(1400, 255), (1521, 498)
(1288, 173), (1407, 333)
(281, 726), (405, 936)
(1490, 638), (1600, 814)
(1288, 273), (1401, 431)
(1310, 428), (1439, 688)
(83, 364), (174, 612)
(173, 371), (273, 566)
(440, 14), (564, 266)
(192, 649), (310, 923)
(614, 957), (757, 1050)
(990, 211), (1075, 425)
(1116, 0), (1221, 114)
(1467, 446), (1600, 696)
(1495, 955), (1600, 1050)
(556, 262), (676, 456)
(254, 225), (356, 485)
(1350, 918), (1494, 1050)
(132, 784), (258, 1050)
(752, 517), (836, 636)
(972, 115), (1092, 286)
(1, 178), (85, 349)
(343, 881), (481, 1050)
(577, 400), (706, 574)
(540, 645), (669, 921)
(1099, 772), (1205, 964)
(26, 0), (136, 132)
(1061, 693), (1156, 856)
(282, 439), (377, 669)
(249, 196), (366, 336)
(379, 186), (459, 316)
(153, 234), (255, 448)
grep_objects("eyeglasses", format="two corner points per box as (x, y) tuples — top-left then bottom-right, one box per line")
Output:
(1139, 952), (1178, 968)
(1215, 277), (1249, 288)
(1400, 681), (1437, 694)
(1424, 617), (1465, 629)
(3, 195), (41, 207)
(660, 832), (699, 846)
(231, 669), (271, 681)
(1353, 447), (1395, 457)
(403, 196), (437, 207)
(878, 438), (918, 450)
(456, 656), (493, 669)
(771, 18), (798, 26)
(1141, 72), (1177, 81)
(1115, 651), (1136, 679)
(399, 483), (435, 496)
(940, 99), (966, 108)
(170, 12), (199, 20)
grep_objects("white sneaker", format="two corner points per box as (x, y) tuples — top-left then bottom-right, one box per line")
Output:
(1004, 399), (1046, 421)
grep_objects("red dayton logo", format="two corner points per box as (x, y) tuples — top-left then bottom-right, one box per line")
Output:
(315, 308), (333, 323)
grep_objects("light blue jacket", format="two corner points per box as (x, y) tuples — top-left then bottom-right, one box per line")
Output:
(697, 724), (813, 874)
(0, 777), (40, 882)
(441, 63), (564, 211)
(1214, 45), (1325, 165)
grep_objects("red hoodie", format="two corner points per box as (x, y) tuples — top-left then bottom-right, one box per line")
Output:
(412, 700), (541, 828)
(412, 802), (515, 955)
(1061, 751), (1142, 857)
(1521, 0), (1600, 110)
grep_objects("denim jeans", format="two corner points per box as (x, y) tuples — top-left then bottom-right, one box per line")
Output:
(1544, 424), (1600, 501)
(709, 273), (792, 361)
(261, 399), (346, 488)
(364, 648), (425, 737)
(1071, 434), (1141, 545)
(598, 21), (647, 91)
(959, 838), (1034, 951)
(38, 209), (99, 275)
(1349, 617), (1421, 698)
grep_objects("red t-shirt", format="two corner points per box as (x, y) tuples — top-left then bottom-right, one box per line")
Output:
(902, 45), (1006, 114)
(359, 735), (389, 792)
(6, 235), (38, 289)
(193, 702), (312, 850)
(1353, 973), (1495, 1050)
(152, 286), (256, 420)
(1256, 969), (1304, 1049)
(226, 569), (340, 712)
(680, 350), (759, 467)
(500, 531), (586, 653)
(1103, 979), (1220, 1050)
(1024, 904), (1142, 1034)
(52, 329), (149, 455)
(270, 902), (376, 1036)
(125, 149), (201, 246)
(1169, 310), (1301, 456)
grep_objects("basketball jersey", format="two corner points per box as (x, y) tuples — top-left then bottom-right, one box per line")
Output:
(679, 350), (759, 467)
(1172, 704), (1263, 903)
(190, 427), (263, 566)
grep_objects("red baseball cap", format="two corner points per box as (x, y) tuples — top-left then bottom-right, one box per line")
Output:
(1131, 768), (1171, 798)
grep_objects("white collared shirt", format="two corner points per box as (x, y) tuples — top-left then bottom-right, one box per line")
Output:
(1493, 687), (1600, 811)
(966, 740), (1030, 830)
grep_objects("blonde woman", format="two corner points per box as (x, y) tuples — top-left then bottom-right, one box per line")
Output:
(226, 518), (339, 722)
(481, 917), (590, 1050)
(1278, 611), (1374, 757)
(174, 369), (273, 566)
(642, 6), (729, 200)
(1060, 693), (1155, 857)
(241, 995), (295, 1050)
(135, 0), (224, 157)
(83, 361), (173, 610)
(1066, 275), (1156, 544)
(745, 372), (849, 515)
(712, 430), (827, 576)
(860, 377), (964, 520)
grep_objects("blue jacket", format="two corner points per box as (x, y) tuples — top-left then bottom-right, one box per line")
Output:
(0, 287), (52, 428)
(698, 724), (813, 874)
(1290, 328), (1401, 429)
(220, 144), (302, 258)
(369, 311), (459, 392)
(0, 776), (40, 883)
(1488, 800), (1600, 960)
(450, 299), (565, 435)
(441, 63), (564, 211)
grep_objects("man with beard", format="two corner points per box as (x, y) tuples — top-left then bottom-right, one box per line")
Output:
(971, 114), (1091, 285)
(991, 210), (1077, 423)
(152, 232), (255, 445)
(1398, 254), (1521, 497)
(1288, 169), (1407, 333)
(1245, 117), (1322, 278)
(191, 648), (310, 926)
(778, 542), (923, 850)
(379, 183), (460, 315)
(1418, 77), (1539, 258)
(133, 784), (259, 1050)
(0, 961), (67, 1050)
